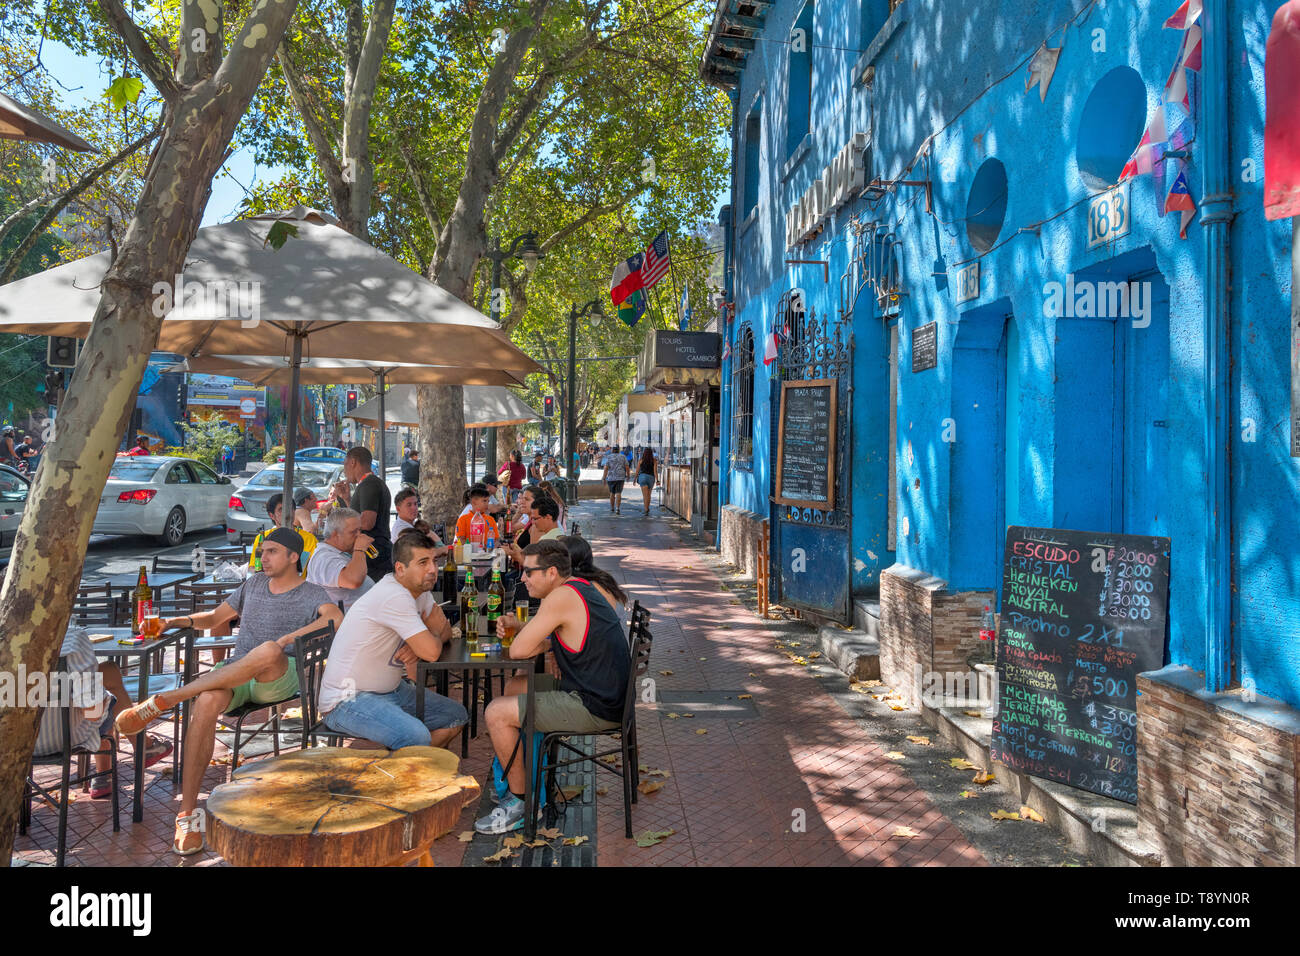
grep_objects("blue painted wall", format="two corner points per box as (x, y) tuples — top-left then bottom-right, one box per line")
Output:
(719, 0), (1300, 708)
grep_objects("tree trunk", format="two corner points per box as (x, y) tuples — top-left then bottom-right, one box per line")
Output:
(498, 425), (518, 466)
(0, 0), (299, 866)
(417, 384), (467, 532)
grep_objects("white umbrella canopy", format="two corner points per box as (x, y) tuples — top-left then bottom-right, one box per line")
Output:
(0, 207), (543, 375)
(349, 384), (542, 429)
(181, 355), (530, 387)
(0, 91), (97, 151)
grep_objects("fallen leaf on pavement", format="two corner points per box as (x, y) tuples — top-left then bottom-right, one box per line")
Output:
(659, 670), (673, 676)
(665, 712), (681, 719)
(972, 770), (996, 785)
(559, 785), (585, 800)
(503, 835), (525, 849)
(282, 706), (303, 720)
(990, 810), (1020, 821)
(527, 839), (550, 848)
(737, 694), (753, 700)
(893, 826), (920, 838)
(1020, 806), (1045, 822)
(958, 791), (976, 799)
(682, 713), (695, 718)
(484, 848), (515, 863)
(807, 651), (821, 659)
(889, 704), (907, 711)
(849, 683), (872, 694)
(457, 831), (475, 842)
(695, 728), (708, 735)
(645, 768), (671, 778)
(698, 657), (707, 660)
(596, 787), (608, 796)
(637, 780), (666, 795)
(885, 751), (906, 760)
(949, 758), (978, 770)
(563, 836), (589, 846)
(597, 754), (619, 765)
(906, 735), (931, 745)
(636, 828), (675, 847)
(963, 710), (983, 718)
(536, 827), (563, 840)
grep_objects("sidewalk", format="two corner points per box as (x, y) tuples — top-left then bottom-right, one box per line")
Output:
(15, 499), (1087, 867)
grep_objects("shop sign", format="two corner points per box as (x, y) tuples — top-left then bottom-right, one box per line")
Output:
(785, 132), (870, 249)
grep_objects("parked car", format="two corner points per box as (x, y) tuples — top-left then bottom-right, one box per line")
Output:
(227, 460), (343, 544)
(0, 463), (31, 567)
(92, 456), (233, 546)
(276, 446), (378, 474)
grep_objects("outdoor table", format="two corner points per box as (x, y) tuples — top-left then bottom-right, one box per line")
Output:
(82, 569), (202, 603)
(88, 625), (180, 823)
(416, 640), (541, 840)
(206, 746), (480, 866)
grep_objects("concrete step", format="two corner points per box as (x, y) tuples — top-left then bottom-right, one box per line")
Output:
(918, 701), (1163, 867)
(816, 623), (880, 682)
(853, 598), (881, 638)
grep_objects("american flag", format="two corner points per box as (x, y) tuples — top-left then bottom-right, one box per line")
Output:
(642, 230), (671, 289)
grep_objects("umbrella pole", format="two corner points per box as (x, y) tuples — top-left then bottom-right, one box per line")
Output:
(470, 427), (477, 484)
(281, 334), (303, 529)
(377, 369), (387, 484)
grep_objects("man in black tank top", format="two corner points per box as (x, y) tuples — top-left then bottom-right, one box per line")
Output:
(474, 539), (631, 834)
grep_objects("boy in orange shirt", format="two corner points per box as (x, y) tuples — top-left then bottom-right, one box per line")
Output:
(455, 485), (500, 546)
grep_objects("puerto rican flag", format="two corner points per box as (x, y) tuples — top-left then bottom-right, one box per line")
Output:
(1163, 0), (1202, 30)
(641, 230), (671, 290)
(762, 330), (779, 365)
(1165, 167), (1198, 238)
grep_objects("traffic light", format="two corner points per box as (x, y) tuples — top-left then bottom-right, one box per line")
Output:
(43, 369), (64, 406)
(543, 395), (554, 418)
(47, 336), (79, 368)
(346, 389), (358, 411)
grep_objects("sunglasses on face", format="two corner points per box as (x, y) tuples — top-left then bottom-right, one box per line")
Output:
(520, 566), (546, 577)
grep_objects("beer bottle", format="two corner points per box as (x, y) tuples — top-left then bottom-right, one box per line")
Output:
(133, 565), (153, 634)
(486, 567), (505, 637)
(459, 567), (477, 636)
(442, 541), (458, 602)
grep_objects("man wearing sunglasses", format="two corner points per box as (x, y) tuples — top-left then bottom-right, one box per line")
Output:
(475, 539), (630, 833)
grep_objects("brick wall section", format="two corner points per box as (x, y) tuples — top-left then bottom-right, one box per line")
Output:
(720, 505), (765, 580)
(880, 565), (994, 704)
(1137, 669), (1299, 867)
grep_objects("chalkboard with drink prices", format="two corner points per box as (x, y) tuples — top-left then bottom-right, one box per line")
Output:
(990, 526), (1170, 804)
(774, 379), (836, 510)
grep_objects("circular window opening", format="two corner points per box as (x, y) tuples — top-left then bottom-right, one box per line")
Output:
(1076, 66), (1147, 191)
(966, 158), (1009, 254)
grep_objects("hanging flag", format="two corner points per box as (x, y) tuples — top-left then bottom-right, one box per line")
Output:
(1163, 0), (1202, 30)
(1165, 166), (1198, 238)
(679, 285), (691, 331)
(722, 338), (732, 362)
(1024, 42), (1062, 102)
(617, 288), (647, 328)
(762, 330), (778, 365)
(609, 251), (645, 307)
(1120, 100), (1170, 181)
(1265, 0), (1300, 220)
(642, 231), (672, 289)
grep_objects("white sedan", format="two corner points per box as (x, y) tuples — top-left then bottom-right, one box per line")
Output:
(93, 455), (233, 546)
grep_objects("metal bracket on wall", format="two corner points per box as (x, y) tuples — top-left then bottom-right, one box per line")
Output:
(785, 259), (829, 283)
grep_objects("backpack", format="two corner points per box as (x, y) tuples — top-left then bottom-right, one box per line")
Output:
(491, 731), (551, 807)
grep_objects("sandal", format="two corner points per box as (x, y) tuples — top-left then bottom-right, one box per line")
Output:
(173, 809), (206, 856)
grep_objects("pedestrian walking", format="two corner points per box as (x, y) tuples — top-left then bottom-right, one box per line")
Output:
(602, 444), (629, 514)
(637, 446), (656, 515)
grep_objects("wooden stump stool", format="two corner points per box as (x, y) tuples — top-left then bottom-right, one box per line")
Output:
(207, 746), (480, 866)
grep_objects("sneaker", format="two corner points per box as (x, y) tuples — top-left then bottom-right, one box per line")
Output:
(474, 793), (526, 834)
(115, 695), (171, 736)
(143, 735), (174, 769)
(89, 781), (113, 800)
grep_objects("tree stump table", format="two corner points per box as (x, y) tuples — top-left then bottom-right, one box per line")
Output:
(207, 746), (480, 867)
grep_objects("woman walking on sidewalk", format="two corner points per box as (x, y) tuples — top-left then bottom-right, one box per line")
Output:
(636, 447), (656, 515)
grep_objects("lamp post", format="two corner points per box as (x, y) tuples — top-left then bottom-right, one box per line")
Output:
(566, 298), (605, 483)
(484, 231), (542, 469)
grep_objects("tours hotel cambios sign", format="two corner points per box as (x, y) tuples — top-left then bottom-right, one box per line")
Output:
(785, 132), (870, 249)
(651, 331), (719, 368)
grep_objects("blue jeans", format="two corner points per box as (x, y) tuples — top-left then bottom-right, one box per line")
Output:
(323, 680), (468, 749)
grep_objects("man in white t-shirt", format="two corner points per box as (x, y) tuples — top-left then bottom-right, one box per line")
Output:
(306, 507), (376, 611)
(318, 531), (468, 748)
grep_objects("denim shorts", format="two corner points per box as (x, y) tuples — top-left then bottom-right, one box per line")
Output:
(636, 473), (653, 487)
(323, 679), (469, 750)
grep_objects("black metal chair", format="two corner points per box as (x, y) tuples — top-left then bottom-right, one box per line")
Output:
(20, 656), (120, 866)
(176, 581), (240, 670)
(539, 600), (652, 838)
(217, 620), (336, 771)
(72, 585), (123, 627)
(298, 624), (347, 747)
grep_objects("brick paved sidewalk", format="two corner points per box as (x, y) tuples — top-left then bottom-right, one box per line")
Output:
(16, 499), (1085, 867)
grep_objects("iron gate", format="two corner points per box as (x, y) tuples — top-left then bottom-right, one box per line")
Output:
(768, 289), (854, 623)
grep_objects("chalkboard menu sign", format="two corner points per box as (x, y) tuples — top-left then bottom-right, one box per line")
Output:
(774, 378), (836, 510)
(911, 322), (937, 372)
(990, 526), (1170, 805)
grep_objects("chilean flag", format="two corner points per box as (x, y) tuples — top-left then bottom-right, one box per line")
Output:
(609, 252), (644, 307)
(762, 331), (779, 365)
(1165, 167), (1198, 238)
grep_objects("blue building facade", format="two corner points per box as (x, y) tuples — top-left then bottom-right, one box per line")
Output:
(706, 0), (1300, 864)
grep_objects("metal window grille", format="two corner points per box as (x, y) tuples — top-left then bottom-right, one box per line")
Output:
(731, 324), (755, 468)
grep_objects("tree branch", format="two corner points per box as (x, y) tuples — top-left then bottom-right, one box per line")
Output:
(276, 43), (349, 211)
(396, 133), (443, 241)
(96, 0), (183, 102)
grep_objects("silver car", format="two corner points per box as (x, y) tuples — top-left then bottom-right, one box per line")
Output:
(92, 456), (233, 546)
(0, 464), (31, 566)
(226, 461), (342, 543)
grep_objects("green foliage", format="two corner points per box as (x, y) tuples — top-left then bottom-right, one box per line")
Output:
(264, 445), (286, 463)
(177, 416), (239, 468)
(104, 76), (144, 110)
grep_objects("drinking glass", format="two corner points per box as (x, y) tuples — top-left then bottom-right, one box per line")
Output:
(515, 601), (529, 624)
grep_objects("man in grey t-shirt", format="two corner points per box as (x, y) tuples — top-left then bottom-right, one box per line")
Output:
(307, 506), (376, 610)
(114, 527), (341, 856)
(602, 444), (629, 514)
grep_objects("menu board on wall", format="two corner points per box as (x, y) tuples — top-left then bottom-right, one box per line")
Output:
(774, 378), (836, 510)
(990, 526), (1170, 805)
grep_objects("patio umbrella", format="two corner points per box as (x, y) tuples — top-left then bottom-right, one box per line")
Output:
(0, 91), (96, 151)
(348, 384), (542, 429)
(180, 356), (532, 474)
(0, 207), (542, 525)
